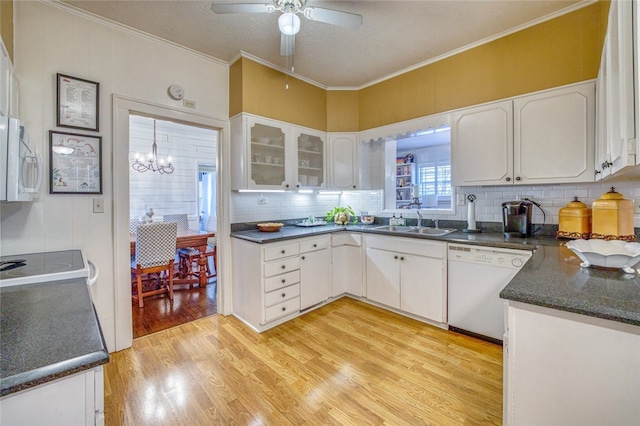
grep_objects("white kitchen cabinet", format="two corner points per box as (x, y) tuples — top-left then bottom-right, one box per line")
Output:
(331, 233), (363, 297)
(299, 235), (331, 309)
(453, 82), (595, 186)
(504, 301), (640, 426)
(230, 113), (326, 190)
(594, 0), (638, 179)
(231, 238), (301, 332)
(365, 235), (447, 323)
(0, 40), (12, 118)
(327, 133), (359, 190)
(0, 367), (104, 425)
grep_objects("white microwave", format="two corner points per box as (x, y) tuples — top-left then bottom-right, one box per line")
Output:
(0, 116), (42, 202)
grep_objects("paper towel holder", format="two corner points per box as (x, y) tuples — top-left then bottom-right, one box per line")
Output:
(463, 193), (482, 233)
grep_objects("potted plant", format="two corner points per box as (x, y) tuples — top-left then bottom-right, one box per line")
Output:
(326, 206), (356, 225)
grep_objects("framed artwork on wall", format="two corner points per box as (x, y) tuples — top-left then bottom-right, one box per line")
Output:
(56, 73), (100, 131)
(50, 130), (102, 194)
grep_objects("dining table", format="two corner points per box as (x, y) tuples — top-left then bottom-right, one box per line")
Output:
(131, 228), (216, 288)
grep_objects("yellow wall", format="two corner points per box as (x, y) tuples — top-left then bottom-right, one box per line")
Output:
(231, 1), (609, 132)
(0, 0), (14, 61)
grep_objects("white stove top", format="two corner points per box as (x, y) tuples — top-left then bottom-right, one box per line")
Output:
(0, 250), (89, 287)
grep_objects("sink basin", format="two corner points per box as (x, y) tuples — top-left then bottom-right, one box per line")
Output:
(404, 227), (457, 236)
(372, 225), (413, 232)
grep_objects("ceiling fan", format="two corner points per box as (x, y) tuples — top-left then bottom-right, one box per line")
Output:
(211, 0), (362, 56)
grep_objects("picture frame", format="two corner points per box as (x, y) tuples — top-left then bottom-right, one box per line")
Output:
(56, 73), (100, 131)
(50, 131), (102, 194)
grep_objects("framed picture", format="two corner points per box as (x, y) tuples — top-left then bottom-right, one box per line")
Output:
(56, 73), (100, 131)
(50, 131), (102, 194)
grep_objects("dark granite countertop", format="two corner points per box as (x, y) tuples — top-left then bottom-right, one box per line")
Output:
(0, 278), (109, 397)
(231, 223), (640, 327)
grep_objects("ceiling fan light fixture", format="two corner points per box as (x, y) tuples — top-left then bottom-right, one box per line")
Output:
(278, 12), (300, 35)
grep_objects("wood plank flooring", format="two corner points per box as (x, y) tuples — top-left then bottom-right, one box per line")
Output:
(106, 297), (503, 425)
(132, 281), (217, 338)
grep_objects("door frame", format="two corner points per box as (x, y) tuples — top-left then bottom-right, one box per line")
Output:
(112, 95), (230, 351)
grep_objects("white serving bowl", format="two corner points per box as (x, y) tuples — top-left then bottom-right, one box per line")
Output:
(361, 215), (375, 225)
(566, 239), (640, 273)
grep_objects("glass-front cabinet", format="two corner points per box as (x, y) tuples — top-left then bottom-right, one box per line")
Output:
(231, 114), (326, 190)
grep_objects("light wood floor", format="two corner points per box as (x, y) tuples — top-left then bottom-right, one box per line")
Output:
(105, 298), (503, 425)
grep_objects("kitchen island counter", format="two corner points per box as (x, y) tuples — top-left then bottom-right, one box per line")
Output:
(0, 278), (109, 397)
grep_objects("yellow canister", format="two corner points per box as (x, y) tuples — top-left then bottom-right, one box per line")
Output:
(591, 187), (636, 242)
(557, 196), (591, 239)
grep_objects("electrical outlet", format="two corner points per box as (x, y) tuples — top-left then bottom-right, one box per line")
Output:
(92, 198), (104, 213)
(258, 195), (267, 205)
(634, 199), (640, 214)
(456, 194), (466, 206)
(183, 99), (196, 109)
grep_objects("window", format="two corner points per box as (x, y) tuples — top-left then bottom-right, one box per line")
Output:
(417, 162), (451, 199)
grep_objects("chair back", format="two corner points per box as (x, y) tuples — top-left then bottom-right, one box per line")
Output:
(129, 217), (140, 234)
(163, 214), (189, 231)
(135, 222), (178, 268)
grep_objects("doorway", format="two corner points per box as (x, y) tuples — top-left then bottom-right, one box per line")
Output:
(129, 114), (219, 338)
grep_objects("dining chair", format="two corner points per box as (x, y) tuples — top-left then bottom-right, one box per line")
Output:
(178, 214), (217, 284)
(129, 217), (140, 234)
(162, 214), (189, 231)
(131, 222), (178, 308)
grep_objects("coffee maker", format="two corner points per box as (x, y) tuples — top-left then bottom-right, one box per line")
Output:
(502, 200), (533, 238)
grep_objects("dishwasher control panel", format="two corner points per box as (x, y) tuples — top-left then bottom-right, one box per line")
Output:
(448, 244), (532, 269)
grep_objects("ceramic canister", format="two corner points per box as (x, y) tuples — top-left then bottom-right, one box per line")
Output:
(557, 196), (591, 239)
(591, 187), (636, 242)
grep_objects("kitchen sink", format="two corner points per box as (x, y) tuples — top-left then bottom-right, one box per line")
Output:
(372, 225), (413, 232)
(404, 227), (457, 236)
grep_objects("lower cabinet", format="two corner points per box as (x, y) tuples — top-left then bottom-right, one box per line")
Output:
(504, 302), (640, 425)
(365, 235), (447, 323)
(299, 235), (331, 310)
(331, 233), (363, 297)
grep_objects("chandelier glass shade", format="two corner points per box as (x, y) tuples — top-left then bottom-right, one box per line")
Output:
(132, 120), (174, 174)
(278, 12), (300, 35)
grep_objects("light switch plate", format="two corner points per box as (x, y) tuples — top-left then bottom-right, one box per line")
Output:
(93, 198), (104, 213)
(633, 199), (640, 214)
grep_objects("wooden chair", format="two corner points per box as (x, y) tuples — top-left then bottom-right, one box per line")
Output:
(178, 215), (217, 284)
(131, 222), (178, 308)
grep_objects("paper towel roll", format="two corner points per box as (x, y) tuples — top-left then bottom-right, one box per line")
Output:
(467, 199), (477, 230)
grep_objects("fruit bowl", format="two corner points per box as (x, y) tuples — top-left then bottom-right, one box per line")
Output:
(360, 215), (375, 225)
(565, 239), (640, 273)
(257, 222), (284, 232)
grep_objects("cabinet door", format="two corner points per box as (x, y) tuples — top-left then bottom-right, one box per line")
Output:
(514, 83), (595, 184)
(296, 128), (325, 189)
(400, 255), (445, 323)
(452, 100), (513, 186)
(300, 248), (331, 310)
(595, 54), (612, 180)
(248, 118), (288, 189)
(365, 247), (400, 309)
(0, 41), (10, 118)
(328, 133), (359, 190)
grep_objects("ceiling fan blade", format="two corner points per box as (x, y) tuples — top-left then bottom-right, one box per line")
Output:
(303, 7), (362, 29)
(211, 3), (274, 14)
(280, 33), (295, 56)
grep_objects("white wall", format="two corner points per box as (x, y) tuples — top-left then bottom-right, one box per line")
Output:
(0, 1), (228, 351)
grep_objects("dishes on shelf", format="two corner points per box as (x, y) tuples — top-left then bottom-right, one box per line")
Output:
(566, 239), (640, 273)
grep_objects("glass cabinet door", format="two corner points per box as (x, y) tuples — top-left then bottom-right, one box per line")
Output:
(250, 122), (287, 187)
(297, 132), (325, 188)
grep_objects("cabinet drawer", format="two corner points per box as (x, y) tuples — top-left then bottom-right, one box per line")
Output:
(366, 235), (446, 258)
(265, 297), (300, 322)
(265, 270), (300, 292)
(264, 242), (300, 261)
(265, 283), (300, 307)
(300, 235), (331, 253)
(264, 257), (300, 278)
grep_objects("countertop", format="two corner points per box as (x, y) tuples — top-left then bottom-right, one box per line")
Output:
(0, 278), (109, 397)
(231, 224), (640, 327)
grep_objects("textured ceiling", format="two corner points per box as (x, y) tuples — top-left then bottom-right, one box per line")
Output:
(59, 0), (587, 88)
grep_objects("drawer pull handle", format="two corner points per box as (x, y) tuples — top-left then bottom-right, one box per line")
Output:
(281, 293), (286, 298)
(313, 244), (317, 248)
(301, 256), (305, 260)
(394, 255), (398, 259)
(281, 250), (286, 254)
(281, 265), (286, 269)
(400, 256), (405, 261)
(282, 307), (286, 312)
(282, 279), (286, 283)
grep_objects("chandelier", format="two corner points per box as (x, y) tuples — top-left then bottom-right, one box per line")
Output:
(132, 120), (174, 174)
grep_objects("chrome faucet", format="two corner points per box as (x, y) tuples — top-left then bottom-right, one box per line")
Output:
(433, 218), (440, 229)
(416, 210), (423, 230)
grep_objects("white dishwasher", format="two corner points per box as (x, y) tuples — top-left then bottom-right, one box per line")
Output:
(447, 243), (532, 343)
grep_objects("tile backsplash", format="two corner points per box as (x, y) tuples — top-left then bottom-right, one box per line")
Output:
(230, 180), (640, 227)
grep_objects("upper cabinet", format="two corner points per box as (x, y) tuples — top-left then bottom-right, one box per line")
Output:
(327, 133), (359, 190)
(453, 82), (595, 186)
(594, 0), (638, 180)
(0, 39), (17, 118)
(230, 114), (326, 190)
